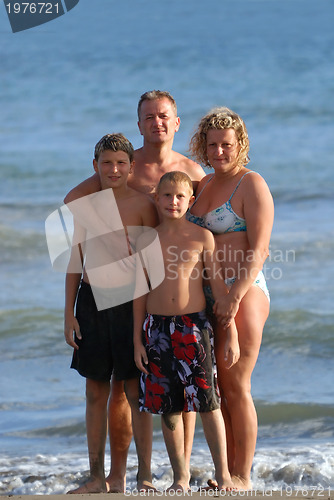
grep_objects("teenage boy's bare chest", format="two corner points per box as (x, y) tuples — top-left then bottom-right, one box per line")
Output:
(116, 197), (143, 227)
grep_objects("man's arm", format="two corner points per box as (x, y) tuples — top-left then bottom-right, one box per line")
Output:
(64, 173), (101, 204)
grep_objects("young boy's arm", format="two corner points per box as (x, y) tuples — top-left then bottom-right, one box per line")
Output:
(203, 231), (240, 369)
(64, 222), (85, 350)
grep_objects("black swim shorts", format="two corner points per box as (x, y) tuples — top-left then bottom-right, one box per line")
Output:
(71, 281), (139, 381)
(139, 311), (220, 414)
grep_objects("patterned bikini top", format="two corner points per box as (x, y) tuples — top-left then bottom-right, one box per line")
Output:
(186, 172), (252, 234)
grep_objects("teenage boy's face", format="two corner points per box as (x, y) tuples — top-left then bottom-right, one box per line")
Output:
(93, 150), (133, 190)
(156, 182), (194, 219)
(138, 98), (180, 144)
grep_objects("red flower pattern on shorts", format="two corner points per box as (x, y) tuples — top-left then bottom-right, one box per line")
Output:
(139, 312), (220, 414)
(171, 329), (197, 364)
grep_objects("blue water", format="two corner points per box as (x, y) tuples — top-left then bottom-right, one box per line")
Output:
(0, 0), (334, 494)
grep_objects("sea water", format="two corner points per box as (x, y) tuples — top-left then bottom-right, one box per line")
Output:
(0, 0), (333, 494)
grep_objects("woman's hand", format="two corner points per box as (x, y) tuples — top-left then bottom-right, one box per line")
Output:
(213, 294), (240, 329)
(223, 333), (240, 369)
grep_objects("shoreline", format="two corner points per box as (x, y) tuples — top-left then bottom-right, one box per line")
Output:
(2, 491), (333, 500)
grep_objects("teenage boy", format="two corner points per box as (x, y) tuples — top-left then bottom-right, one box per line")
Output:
(63, 91), (204, 491)
(64, 133), (159, 494)
(133, 171), (240, 492)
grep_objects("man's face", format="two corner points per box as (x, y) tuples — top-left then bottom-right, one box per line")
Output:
(138, 98), (180, 144)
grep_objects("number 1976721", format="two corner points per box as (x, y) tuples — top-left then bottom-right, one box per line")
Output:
(5, 3), (60, 14)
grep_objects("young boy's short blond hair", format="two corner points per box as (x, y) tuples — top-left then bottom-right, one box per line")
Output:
(156, 171), (193, 195)
(94, 133), (134, 162)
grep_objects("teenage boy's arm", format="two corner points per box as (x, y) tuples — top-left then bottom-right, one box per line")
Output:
(64, 222), (85, 350)
(133, 230), (154, 374)
(133, 293), (149, 375)
(203, 231), (240, 369)
(140, 196), (159, 228)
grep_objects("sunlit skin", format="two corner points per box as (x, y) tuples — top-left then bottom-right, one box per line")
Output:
(206, 128), (241, 175)
(189, 126), (274, 490)
(93, 150), (133, 191)
(63, 95), (204, 491)
(137, 97), (180, 146)
(156, 182), (194, 221)
(64, 147), (158, 494)
(133, 179), (239, 492)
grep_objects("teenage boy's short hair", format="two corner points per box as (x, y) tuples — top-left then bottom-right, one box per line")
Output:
(137, 90), (178, 119)
(157, 171), (193, 195)
(94, 133), (134, 162)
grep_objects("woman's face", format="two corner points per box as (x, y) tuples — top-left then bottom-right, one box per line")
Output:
(206, 128), (240, 172)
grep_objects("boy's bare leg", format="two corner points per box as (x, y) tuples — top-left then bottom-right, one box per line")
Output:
(182, 411), (196, 476)
(106, 377), (133, 492)
(124, 377), (155, 491)
(161, 412), (190, 492)
(200, 409), (235, 491)
(68, 379), (110, 494)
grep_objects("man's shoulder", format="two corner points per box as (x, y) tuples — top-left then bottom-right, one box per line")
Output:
(171, 151), (205, 180)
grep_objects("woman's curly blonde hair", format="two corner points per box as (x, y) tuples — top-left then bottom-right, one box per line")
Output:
(189, 107), (250, 168)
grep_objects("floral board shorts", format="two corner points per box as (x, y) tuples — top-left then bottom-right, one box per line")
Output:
(139, 311), (220, 414)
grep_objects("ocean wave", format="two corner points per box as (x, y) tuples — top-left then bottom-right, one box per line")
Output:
(1, 442), (333, 495)
(0, 307), (65, 359)
(263, 309), (334, 358)
(0, 224), (48, 262)
(255, 402), (334, 428)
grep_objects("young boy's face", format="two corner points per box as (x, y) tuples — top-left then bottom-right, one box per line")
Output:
(156, 181), (194, 219)
(93, 150), (133, 190)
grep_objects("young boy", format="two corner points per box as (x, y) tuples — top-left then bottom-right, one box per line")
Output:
(133, 171), (239, 492)
(64, 133), (159, 493)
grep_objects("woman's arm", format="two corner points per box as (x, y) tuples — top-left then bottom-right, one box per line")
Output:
(221, 173), (274, 312)
(203, 231), (240, 368)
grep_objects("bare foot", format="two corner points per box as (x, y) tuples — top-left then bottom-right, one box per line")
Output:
(205, 478), (237, 492)
(167, 481), (190, 493)
(105, 474), (126, 493)
(231, 474), (252, 490)
(67, 479), (107, 494)
(137, 479), (157, 492)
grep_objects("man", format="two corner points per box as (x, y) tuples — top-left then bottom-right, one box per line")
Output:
(64, 90), (205, 492)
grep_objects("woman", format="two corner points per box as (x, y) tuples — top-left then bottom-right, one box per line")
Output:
(187, 107), (274, 490)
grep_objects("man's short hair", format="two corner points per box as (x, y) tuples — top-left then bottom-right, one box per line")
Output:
(94, 133), (134, 162)
(137, 90), (177, 119)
